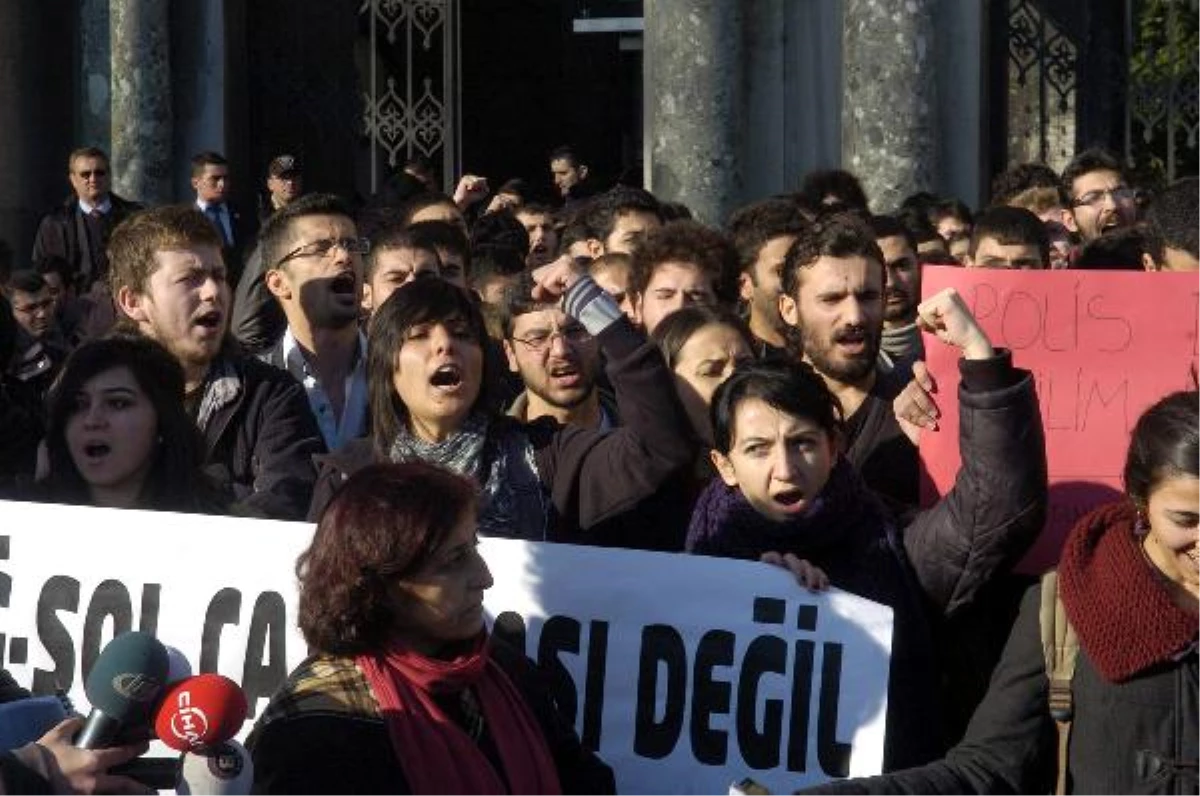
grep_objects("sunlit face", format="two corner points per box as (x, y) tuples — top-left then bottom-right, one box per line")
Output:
(936, 217), (969, 241)
(1069, 169), (1137, 243)
(591, 261), (635, 320)
(64, 366), (158, 505)
(966, 236), (1045, 270)
(515, 210), (558, 268)
(118, 247), (229, 379)
(604, 210), (662, 255)
(671, 323), (753, 446)
(1159, 247), (1200, 273)
(390, 510), (494, 656)
(504, 307), (599, 412)
(392, 316), (483, 442)
(192, 164), (230, 205)
(69, 155), (111, 205)
(636, 262), (717, 335)
(1142, 474), (1200, 599)
(363, 246), (439, 315)
(267, 215), (363, 330)
(740, 236), (794, 337)
(779, 255), (883, 387)
(712, 397), (837, 523)
(877, 234), (920, 324)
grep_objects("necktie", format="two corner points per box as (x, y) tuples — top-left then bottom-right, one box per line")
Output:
(205, 205), (231, 246)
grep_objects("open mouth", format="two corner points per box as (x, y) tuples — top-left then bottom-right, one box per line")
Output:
(773, 488), (805, 506)
(193, 310), (223, 330)
(83, 442), (111, 460)
(430, 363), (463, 389)
(329, 271), (358, 296)
(834, 329), (869, 353)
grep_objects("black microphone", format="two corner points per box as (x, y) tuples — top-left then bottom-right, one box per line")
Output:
(75, 631), (169, 749)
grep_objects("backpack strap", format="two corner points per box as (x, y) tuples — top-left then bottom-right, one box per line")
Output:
(1039, 570), (1079, 796)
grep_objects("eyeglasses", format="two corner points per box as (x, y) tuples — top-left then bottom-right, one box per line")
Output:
(276, 237), (370, 267)
(12, 298), (55, 315)
(75, 169), (107, 179)
(510, 324), (592, 352)
(1072, 186), (1136, 208)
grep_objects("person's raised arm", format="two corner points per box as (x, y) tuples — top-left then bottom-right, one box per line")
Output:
(900, 288), (1047, 615)
(527, 256), (696, 533)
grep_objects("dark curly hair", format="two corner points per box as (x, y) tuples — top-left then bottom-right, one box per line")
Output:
(629, 220), (739, 305)
(297, 462), (478, 655)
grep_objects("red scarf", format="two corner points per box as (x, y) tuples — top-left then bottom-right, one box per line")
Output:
(357, 633), (562, 795)
(1059, 501), (1198, 682)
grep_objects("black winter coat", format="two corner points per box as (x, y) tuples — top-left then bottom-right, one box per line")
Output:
(198, 354), (326, 520)
(690, 351), (1047, 770)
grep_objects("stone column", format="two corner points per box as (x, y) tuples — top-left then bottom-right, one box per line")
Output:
(841, 0), (938, 212)
(643, 1), (743, 226)
(111, 0), (173, 205)
(80, 0), (112, 153)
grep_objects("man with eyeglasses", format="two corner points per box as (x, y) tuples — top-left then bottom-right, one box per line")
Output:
(1061, 148), (1139, 245)
(498, 270), (616, 430)
(259, 194), (371, 452)
(110, 205), (326, 520)
(32, 147), (143, 293)
(3, 270), (67, 403)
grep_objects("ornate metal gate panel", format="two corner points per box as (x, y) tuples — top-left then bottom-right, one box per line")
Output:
(1126, 0), (1198, 184)
(993, 0), (1197, 186)
(358, 0), (461, 194)
(1004, 0), (1078, 172)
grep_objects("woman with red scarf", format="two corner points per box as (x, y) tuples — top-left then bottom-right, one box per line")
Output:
(247, 461), (614, 794)
(803, 390), (1198, 794)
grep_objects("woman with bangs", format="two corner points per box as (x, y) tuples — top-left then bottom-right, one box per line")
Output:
(308, 257), (694, 543)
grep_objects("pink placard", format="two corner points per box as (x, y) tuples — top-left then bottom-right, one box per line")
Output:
(918, 267), (1199, 573)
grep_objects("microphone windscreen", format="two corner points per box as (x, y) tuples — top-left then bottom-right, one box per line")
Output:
(83, 631), (169, 724)
(177, 740), (254, 795)
(154, 674), (248, 752)
(165, 646), (194, 684)
(0, 696), (68, 750)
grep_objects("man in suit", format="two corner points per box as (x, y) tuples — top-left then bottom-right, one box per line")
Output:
(191, 151), (256, 286)
(31, 147), (143, 294)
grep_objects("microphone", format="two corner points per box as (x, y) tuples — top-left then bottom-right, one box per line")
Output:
(177, 740), (254, 795)
(76, 631), (169, 749)
(165, 645), (194, 684)
(153, 673), (248, 752)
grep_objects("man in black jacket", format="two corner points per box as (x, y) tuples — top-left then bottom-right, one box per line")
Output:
(31, 147), (142, 294)
(109, 204), (326, 520)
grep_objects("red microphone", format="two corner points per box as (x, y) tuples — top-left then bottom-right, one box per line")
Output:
(153, 674), (248, 752)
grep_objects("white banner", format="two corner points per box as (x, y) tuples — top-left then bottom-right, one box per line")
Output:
(0, 499), (893, 793)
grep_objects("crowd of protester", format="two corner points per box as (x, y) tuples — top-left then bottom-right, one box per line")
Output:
(0, 139), (1196, 794)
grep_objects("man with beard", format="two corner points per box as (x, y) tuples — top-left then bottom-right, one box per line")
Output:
(869, 213), (924, 363)
(110, 205), (326, 519)
(260, 194), (370, 451)
(778, 211), (919, 509)
(1062, 148), (1139, 245)
(499, 271), (615, 429)
(727, 198), (808, 359)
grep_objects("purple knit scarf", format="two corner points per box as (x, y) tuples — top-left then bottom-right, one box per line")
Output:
(685, 457), (889, 562)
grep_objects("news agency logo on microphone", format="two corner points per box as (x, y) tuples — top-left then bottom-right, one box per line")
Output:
(111, 671), (163, 703)
(169, 689), (211, 748)
(206, 745), (246, 779)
